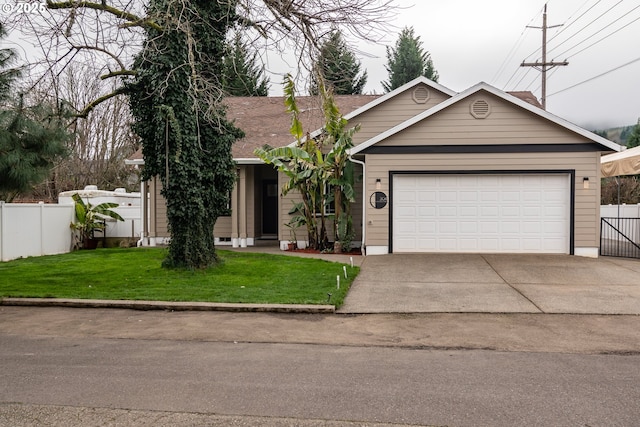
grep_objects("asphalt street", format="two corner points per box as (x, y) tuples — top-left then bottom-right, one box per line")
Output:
(1, 334), (640, 426)
(1, 307), (640, 426)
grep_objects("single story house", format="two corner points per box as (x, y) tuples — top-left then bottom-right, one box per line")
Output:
(129, 77), (621, 257)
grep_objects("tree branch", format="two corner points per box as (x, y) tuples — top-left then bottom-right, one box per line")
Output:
(46, 1), (162, 31)
(100, 70), (137, 80)
(74, 85), (128, 118)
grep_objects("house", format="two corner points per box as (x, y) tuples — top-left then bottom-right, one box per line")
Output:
(132, 77), (621, 257)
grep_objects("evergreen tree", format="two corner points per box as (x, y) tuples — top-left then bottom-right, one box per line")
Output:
(382, 26), (439, 92)
(128, 0), (243, 269)
(311, 30), (367, 95)
(627, 119), (640, 149)
(223, 33), (269, 96)
(0, 24), (68, 202)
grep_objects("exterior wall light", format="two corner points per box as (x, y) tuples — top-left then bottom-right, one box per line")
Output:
(583, 177), (590, 189)
(375, 178), (381, 190)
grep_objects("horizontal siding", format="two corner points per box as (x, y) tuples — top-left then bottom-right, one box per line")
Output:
(376, 92), (586, 146)
(351, 84), (451, 146)
(364, 151), (601, 250)
(214, 216), (232, 237)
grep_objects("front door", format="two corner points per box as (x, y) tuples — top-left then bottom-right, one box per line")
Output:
(262, 180), (278, 235)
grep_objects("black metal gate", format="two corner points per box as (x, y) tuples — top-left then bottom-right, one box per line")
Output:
(600, 217), (640, 258)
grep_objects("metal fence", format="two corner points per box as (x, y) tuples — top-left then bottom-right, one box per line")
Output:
(600, 217), (640, 259)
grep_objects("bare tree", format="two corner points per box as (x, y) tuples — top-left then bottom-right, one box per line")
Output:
(23, 64), (139, 201)
(7, 0), (394, 113)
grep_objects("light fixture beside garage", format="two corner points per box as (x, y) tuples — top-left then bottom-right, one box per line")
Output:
(375, 178), (381, 190)
(583, 177), (590, 189)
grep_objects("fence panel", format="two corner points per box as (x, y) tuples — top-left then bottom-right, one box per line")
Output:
(0, 203), (75, 262)
(600, 217), (640, 259)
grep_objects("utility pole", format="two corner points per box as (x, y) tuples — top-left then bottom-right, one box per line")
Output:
(521, 4), (568, 109)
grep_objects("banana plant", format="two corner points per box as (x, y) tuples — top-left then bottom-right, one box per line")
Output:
(70, 193), (124, 249)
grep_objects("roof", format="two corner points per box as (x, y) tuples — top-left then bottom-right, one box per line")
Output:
(227, 95), (379, 161)
(350, 82), (622, 155)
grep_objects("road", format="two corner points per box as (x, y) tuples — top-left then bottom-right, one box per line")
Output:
(1, 307), (640, 426)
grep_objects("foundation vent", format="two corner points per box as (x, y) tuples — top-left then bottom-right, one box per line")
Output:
(470, 99), (491, 118)
(412, 86), (430, 104)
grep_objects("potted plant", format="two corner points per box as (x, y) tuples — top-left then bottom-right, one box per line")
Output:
(70, 193), (124, 249)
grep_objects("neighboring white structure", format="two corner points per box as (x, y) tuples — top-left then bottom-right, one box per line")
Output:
(59, 185), (143, 241)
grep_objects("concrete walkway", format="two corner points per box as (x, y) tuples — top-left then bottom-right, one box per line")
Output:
(339, 253), (640, 315)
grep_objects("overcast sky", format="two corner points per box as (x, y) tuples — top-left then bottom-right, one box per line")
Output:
(351, 0), (640, 130)
(3, 0), (638, 130)
(261, 0), (639, 130)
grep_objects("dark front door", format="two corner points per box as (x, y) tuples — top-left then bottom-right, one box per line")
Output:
(262, 180), (278, 235)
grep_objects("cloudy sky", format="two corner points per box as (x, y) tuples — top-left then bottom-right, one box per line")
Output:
(351, 0), (640, 130)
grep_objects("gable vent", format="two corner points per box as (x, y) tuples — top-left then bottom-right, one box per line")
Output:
(412, 86), (430, 104)
(470, 99), (491, 118)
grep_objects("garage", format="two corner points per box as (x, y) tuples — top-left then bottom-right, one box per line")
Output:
(392, 173), (571, 254)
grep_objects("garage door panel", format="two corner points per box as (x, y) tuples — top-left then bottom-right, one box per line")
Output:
(393, 174), (570, 254)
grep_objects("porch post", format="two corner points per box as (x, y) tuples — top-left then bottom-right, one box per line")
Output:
(231, 168), (240, 248)
(239, 166), (248, 247)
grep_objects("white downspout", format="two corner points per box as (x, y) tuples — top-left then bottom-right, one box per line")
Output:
(349, 155), (366, 256)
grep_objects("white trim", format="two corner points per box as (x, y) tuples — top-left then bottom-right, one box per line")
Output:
(350, 82), (622, 155)
(232, 238), (240, 248)
(235, 158), (264, 164)
(124, 159), (145, 166)
(247, 237), (255, 246)
(574, 247), (599, 258)
(365, 246), (389, 255)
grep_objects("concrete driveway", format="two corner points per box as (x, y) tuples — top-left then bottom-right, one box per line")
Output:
(339, 254), (640, 314)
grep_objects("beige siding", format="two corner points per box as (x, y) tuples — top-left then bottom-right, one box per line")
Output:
(350, 83), (451, 146)
(150, 177), (169, 238)
(364, 151), (602, 250)
(376, 92), (585, 146)
(214, 217), (232, 238)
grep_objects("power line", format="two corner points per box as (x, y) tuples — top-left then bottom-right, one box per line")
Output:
(555, 6), (640, 59)
(492, 7), (543, 84)
(546, 0), (602, 45)
(547, 0), (624, 56)
(524, 0), (600, 62)
(548, 56), (640, 97)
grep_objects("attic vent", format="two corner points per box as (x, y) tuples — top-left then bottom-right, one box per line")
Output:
(470, 99), (491, 118)
(412, 87), (430, 104)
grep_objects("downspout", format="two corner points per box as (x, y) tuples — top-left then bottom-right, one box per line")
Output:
(349, 155), (366, 256)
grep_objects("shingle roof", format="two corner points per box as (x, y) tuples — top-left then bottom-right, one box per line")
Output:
(226, 95), (380, 158)
(127, 90), (547, 162)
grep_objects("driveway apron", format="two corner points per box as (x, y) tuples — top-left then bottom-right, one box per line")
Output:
(338, 253), (640, 314)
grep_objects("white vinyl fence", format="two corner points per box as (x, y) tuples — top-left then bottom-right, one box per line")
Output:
(601, 204), (640, 218)
(0, 202), (142, 262)
(0, 202), (75, 262)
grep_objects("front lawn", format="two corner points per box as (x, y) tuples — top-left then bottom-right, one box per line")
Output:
(0, 248), (358, 307)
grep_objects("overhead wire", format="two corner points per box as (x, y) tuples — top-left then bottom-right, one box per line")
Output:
(548, 56), (640, 97)
(554, 5), (640, 60)
(491, 6), (543, 84)
(523, 0), (599, 62)
(547, 0), (624, 56)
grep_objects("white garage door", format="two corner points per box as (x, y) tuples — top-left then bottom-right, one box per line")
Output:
(393, 174), (570, 253)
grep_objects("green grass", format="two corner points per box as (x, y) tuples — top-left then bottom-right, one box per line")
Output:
(0, 248), (359, 307)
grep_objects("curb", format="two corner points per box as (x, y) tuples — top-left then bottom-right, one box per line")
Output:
(0, 298), (335, 314)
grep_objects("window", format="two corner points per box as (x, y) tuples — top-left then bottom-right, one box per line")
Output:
(314, 184), (335, 216)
